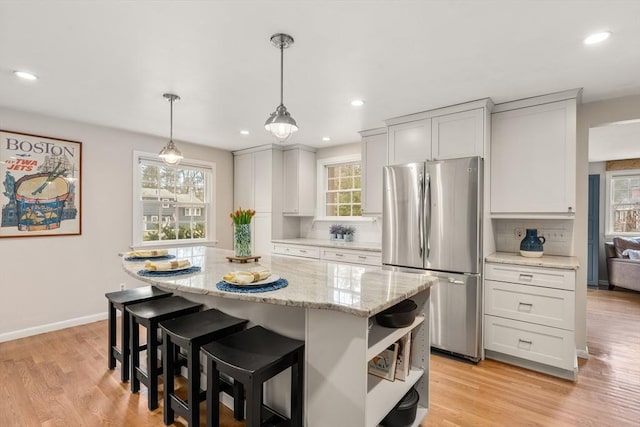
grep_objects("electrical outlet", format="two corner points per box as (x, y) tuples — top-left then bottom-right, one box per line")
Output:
(514, 228), (524, 239)
(119, 283), (126, 291)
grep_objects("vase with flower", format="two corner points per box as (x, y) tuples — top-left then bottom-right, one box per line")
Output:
(230, 207), (255, 257)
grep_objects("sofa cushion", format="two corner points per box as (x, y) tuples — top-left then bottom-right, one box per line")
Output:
(623, 249), (640, 260)
(613, 237), (640, 258)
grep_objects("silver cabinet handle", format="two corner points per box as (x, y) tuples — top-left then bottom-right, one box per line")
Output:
(299, 249), (307, 253)
(518, 338), (533, 345)
(448, 278), (465, 284)
(519, 274), (533, 281)
(358, 256), (367, 259)
(335, 253), (344, 257)
(518, 302), (533, 312)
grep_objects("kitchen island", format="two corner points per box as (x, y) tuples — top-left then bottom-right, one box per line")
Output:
(122, 246), (437, 427)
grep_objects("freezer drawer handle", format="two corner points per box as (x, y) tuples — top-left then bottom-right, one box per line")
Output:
(448, 278), (465, 284)
(519, 274), (534, 281)
(518, 302), (533, 312)
(518, 338), (533, 349)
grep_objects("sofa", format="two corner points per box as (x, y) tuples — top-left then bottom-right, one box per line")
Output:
(605, 237), (640, 292)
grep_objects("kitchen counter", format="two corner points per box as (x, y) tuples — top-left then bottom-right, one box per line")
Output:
(271, 238), (382, 252)
(122, 246), (434, 427)
(486, 251), (580, 270)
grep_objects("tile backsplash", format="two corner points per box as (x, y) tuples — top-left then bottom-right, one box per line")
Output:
(494, 219), (573, 256)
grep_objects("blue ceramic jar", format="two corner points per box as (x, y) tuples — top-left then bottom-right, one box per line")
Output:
(520, 229), (546, 258)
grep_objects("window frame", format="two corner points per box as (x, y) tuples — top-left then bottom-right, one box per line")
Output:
(315, 154), (363, 220)
(605, 168), (640, 237)
(132, 151), (217, 248)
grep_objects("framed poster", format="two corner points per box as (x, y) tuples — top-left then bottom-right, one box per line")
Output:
(0, 130), (82, 237)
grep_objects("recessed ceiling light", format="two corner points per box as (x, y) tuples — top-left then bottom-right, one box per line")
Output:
(14, 70), (38, 80)
(584, 31), (611, 45)
(240, 130), (250, 135)
(322, 137), (331, 142)
(351, 99), (365, 107)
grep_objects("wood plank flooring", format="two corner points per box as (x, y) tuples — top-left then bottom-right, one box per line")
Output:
(1, 288), (638, 426)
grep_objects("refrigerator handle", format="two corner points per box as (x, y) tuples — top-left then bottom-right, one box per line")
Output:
(425, 172), (431, 258)
(418, 172), (424, 258)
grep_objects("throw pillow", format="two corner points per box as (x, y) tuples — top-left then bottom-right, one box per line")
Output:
(623, 249), (640, 260)
(613, 237), (640, 258)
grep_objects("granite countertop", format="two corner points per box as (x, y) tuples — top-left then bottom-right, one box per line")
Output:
(486, 251), (580, 270)
(122, 246), (434, 317)
(271, 238), (382, 252)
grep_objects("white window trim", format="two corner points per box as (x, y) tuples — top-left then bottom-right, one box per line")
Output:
(605, 168), (640, 238)
(132, 151), (217, 248)
(315, 153), (368, 220)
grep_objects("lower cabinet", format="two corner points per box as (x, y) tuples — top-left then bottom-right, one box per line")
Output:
(484, 262), (577, 380)
(272, 242), (382, 266)
(272, 243), (320, 259)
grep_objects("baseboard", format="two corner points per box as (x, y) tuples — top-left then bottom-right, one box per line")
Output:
(598, 279), (609, 286)
(576, 347), (590, 359)
(0, 312), (107, 343)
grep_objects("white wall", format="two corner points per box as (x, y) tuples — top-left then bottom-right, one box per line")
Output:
(0, 107), (233, 341)
(300, 141), (383, 244)
(575, 94), (640, 355)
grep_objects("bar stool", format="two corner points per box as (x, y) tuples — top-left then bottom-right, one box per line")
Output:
(160, 308), (249, 426)
(127, 296), (203, 410)
(105, 286), (172, 382)
(202, 326), (305, 427)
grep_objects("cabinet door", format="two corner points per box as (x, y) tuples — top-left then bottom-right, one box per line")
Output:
(252, 212), (271, 255)
(233, 153), (253, 210)
(490, 99), (576, 214)
(388, 119), (431, 165)
(297, 149), (316, 216)
(432, 108), (484, 160)
(283, 149), (299, 214)
(361, 133), (387, 216)
(253, 150), (272, 212)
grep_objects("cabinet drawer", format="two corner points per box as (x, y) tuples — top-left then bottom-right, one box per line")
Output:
(272, 244), (320, 259)
(485, 280), (574, 330)
(321, 249), (381, 266)
(484, 315), (575, 370)
(485, 263), (575, 291)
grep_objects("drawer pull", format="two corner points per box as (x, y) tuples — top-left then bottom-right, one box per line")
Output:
(518, 338), (533, 349)
(299, 249), (307, 253)
(448, 278), (465, 285)
(358, 256), (367, 259)
(284, 248), (290, 252)
(518, 302), (533, 312)
(519, 274), (534, 281)
(335, 253), (344, 257)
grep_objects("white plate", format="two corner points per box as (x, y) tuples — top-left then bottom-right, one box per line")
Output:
(144, 264), (192, 272)
(224, 274), (280, 287)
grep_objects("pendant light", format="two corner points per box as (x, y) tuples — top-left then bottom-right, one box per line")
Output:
(264, 33), (298, 142)
(159, 93), (183, 165)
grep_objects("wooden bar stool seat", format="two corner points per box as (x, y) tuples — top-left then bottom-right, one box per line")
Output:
(126, 296), (203, 410)
(160, 308), (248, 426)
(105, 286), (172, 382)
(202, 326), (305, 427)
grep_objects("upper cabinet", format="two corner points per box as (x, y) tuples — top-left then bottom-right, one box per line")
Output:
(359, 128), (387, 216)
(387, 119), (431, 165)
(283, 146), (316, 216)
(431, 108), (484, 160)
(233, 152), (255, 210)
(490, 89), (580, 217)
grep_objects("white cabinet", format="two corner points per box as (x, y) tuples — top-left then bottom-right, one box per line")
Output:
(320, 248), (382, 266)
(484, 262), (577, 379)
(272, 242), (320, 259)
(233, 152), (253, 210)
(387, 119), (431, 165)
(283, 146), (316, 216)
(431, 108), (484, 160)
(490, 90), (580, 216)
(252, 212), (272, 256)
(360, 128), (387, 216)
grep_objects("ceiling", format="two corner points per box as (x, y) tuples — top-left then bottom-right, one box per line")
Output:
(1, 1), (640, 152)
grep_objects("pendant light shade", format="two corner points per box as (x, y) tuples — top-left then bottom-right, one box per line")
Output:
(159, 93), (183, 165)
(265, 33), (298, 142)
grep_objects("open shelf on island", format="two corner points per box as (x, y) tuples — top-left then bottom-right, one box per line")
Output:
(366, 367), (424, 427)
(367, 315), (425, 361)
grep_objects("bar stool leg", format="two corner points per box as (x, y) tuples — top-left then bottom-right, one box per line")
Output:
(187, 343), (200, 426)
(245, 380), (262, 427)
(130, 316), (141, 393)
(107, 302), (116, 371)
(206, 358), (220, 427)
(147, 320), (159, 410)
(291, 349), (304, 427)
(163, 333), (175, 425)
(121, 310), (131, 382)
(233, 381), (245, 420)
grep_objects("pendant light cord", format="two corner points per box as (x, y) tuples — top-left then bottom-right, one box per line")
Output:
(169, 97), (174, 141)
(280, 43), (284, 106)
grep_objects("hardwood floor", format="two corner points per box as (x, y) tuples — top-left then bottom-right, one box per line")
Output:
(0, 288), (638, 426)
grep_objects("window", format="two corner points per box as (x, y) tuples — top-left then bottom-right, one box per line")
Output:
(606, 170), (640, 234)
(317, 154), (362, 217)
(133, 152), (216, 247)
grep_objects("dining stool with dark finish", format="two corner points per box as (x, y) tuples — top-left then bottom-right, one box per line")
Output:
(202, 326), (305, 427)
(105, 286), (172, 382)
(160, 308), (249, 426)
(127, 296), (203, 410)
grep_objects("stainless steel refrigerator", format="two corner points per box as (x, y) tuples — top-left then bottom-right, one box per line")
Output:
(382, 156), (482, 362)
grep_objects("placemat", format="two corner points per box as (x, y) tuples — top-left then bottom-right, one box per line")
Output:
(216, 278), (288, 293)
(137, 266), (201, 277)
(125, 254), (176, 262)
